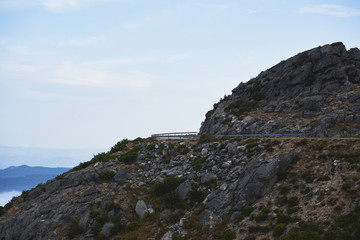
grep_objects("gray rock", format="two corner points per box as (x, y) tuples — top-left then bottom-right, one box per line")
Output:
(101, 222), (114, 237)
(201, 172), (217, 183)
(176, 181), (192, 200)
(161, 230), (173, 240)
(160, 209), (171, 218)
(135, 200), (148, 219)
(114, 169), (128, 183)
(201, 148), (209, 156)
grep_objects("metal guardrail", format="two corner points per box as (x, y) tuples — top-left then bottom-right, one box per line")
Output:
(151, 132), (199, 139)
(212, 133), (304, 138)
(151, 132), (304, 139)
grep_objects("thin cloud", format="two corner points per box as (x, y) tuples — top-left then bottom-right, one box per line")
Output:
(0, 0), (109, 12)
(52, 61), (152, 87)
(58, 35), (106, 47)
(40, 0), (109, 12)
(300, 4), (360, 17)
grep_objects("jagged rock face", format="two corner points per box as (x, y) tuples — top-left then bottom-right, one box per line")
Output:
(200, 42), (360, 137)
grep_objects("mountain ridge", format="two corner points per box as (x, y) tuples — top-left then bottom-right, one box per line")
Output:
(200, 42), (360, 138)
(0, 165), (70, 193)
(1, 42), (360, 240)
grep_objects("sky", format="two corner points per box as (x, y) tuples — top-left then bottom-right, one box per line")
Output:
(1, 0), (360, 151)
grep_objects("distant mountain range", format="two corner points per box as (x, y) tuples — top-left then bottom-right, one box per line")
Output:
(0, 145), (104, 169)
(0, 165), (70, 192)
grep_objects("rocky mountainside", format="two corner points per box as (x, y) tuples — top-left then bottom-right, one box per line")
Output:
(200, 42), (360, 137)
(1, 43), (360, 240)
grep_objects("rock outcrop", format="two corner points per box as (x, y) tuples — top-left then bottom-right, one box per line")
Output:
(200, 42), (360, 137)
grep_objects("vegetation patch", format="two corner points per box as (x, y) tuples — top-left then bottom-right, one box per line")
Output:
(225, 98), (259, 116)
(192, 156), (207, 171)
(99, 170), (116, 180)
(153, 177), (184, 196)
(68, 218), (84, 239)
(110, 139), (129, 153)
(118, 146), (140, 164)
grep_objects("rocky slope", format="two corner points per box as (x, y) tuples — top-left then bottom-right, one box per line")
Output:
(200, 42), (360, 137)
(0, 137), (359, 240)
(1, 42), (360, 240)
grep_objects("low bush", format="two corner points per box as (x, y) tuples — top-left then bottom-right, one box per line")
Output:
(176, 144), (191, 155)
(225, 98), (259, 116)
(118, 146), (139, 164)
(198, 134), (216, 144)
(222, 230), (236, 240)
(192, 156), (206, 171)
(301, 172), (315, 183)
(288, 196), (299, 208)
(110, 139), (129, 153)
(68, 218), (84, 238)
(99, 170), (116, 180)
(273, 223), (286, 237)
(255, 213), (268, 222)
(153, 177), (184, 196)
(242, 206), (254, 216)
(277, 213), (292, 224)
(248, 225), (270, 233)
(280, 186), (290, 195)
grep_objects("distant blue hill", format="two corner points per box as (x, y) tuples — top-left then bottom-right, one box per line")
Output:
(0, 165), (70, 192)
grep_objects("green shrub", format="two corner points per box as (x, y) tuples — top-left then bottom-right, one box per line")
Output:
(341, 183), (352, 192)
(203, 178), (217, 189)
(262, 207), (270, 214)
(99, 170), (116, 180)
(146, 143), (155, 150)
(287, 207), (299, 214)
(273, 223), (286, 237)
(236, 214), (244, 221)
(242, 206), (254, 216)
(295, 138), (309, 146)
(225, 98), (258, 116)
(168, 213), (181, 224)
(95, 232), (108, 240)
(198, 134), (216, 144)
(222, 230), (236, 240)
(255, 213), (268, 222)
(277, 213), (292, 224)
(192, 156), (206, 171)
(176, 144), (190, 155)
(288, 196), (299, 208)
(163, 191), (181, 208)
(153, 177), (184, 196)
(118, 146), (139, 164)
(244, 236), (256, 240)
(68, 218), (84, 238)
(248, 225), (270, 233)
(189, 187), (205, 203)
(110, 220), (139, 235)
(110, 139), (129, 153)
(318, 175), (330, 181)
(280, 186), (290, 195)
(301, 172), (315, 183)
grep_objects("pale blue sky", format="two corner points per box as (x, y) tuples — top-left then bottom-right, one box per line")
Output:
(1, 0), (360, 150)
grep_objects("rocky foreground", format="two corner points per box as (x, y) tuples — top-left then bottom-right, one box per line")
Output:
(0, 136), (360, 240)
